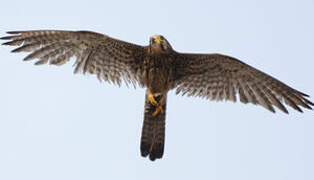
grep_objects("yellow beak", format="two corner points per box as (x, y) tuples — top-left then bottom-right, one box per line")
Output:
(153, 35), (164, 43)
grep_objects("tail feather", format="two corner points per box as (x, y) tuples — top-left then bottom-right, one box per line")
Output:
(140, 92), (166, 161)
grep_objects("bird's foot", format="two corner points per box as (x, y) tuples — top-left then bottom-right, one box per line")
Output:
(148, 92), (158, 106)
(148, 92), (164, 116)
(153, 105), (164, 117)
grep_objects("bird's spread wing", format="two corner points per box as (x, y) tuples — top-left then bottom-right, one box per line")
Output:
(1, 30), (146, 86)
(174, 53), (313, 113)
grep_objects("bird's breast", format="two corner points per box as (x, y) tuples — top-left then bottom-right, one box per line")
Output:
(141, 56), (175, 94)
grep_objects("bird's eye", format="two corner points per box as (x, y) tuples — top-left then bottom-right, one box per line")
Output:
(151, 38), (156, 43)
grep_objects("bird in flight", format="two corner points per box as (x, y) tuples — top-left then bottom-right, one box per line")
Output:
(1, 30), (313, 161)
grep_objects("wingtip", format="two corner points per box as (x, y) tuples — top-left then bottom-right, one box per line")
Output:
(269, 108), (276, 113)
(11, 47), (21, 53)
(297, 107), (303, 113)
(2, 41), (12, 45)
(6, 31), (22, 34)
(0, 35), (21, 40)
(281, 108), (289, 114)
(23, 56), (33, 61)
(305, 98), (314, 106)
(299, 92), (309, 97)
(0, 36), (11, 40)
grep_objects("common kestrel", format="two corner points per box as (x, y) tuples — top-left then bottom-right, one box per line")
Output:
(1, 30), (313, 161)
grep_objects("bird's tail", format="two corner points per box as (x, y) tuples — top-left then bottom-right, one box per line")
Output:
(140, 91), (167, 161)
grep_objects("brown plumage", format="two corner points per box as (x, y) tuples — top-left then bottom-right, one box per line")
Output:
(141, 91), (166, 161)
(1, 30), (313, 161)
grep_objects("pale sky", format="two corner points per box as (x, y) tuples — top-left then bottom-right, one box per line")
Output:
(0, 0), (313, 180)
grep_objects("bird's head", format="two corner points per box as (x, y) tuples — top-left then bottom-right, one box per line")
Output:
(149, 35), (173, 54)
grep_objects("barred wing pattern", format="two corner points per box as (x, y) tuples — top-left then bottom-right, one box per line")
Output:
(1, 30), (146, 86)
(174, 53), (313, 113)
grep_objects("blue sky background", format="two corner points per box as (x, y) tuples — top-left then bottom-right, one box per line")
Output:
(0, 0), (313, 179)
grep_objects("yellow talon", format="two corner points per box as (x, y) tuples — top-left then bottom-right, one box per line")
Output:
(148, 92), (158, 106)
(153, 105), (164, 117)
(148, 91), (165, 116)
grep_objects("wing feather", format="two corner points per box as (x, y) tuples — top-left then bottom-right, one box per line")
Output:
(174, 53), (313, 113)
(1, 30), (146, 86)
